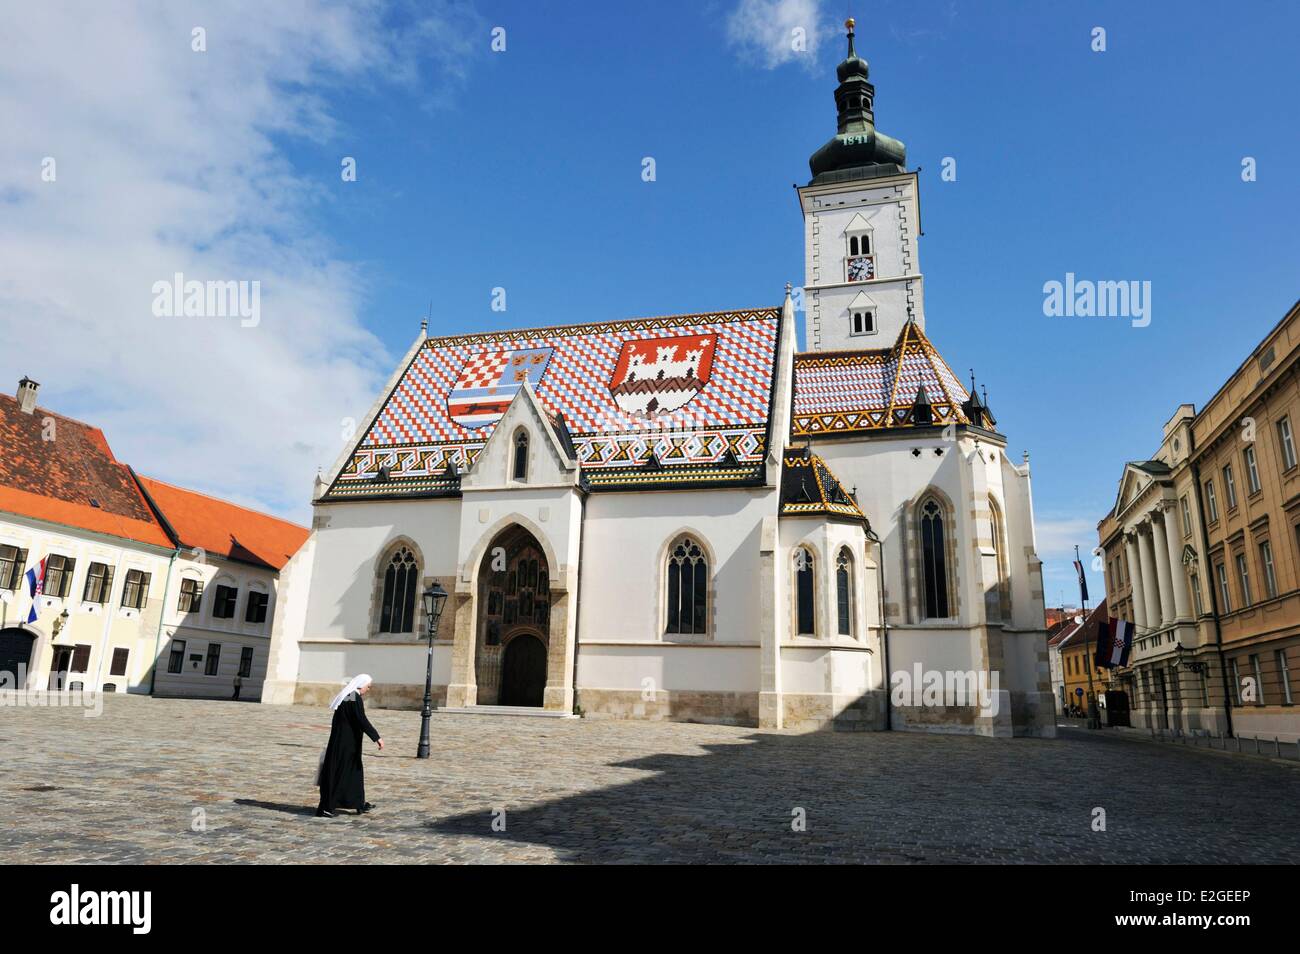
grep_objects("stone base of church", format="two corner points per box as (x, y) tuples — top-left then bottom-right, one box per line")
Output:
(292, 680), (445, 711)
(892, 690), (1057, 738)
(779, 691), (888, 732)
(260, 679), (299, 706)
(577, 688), (759, 726)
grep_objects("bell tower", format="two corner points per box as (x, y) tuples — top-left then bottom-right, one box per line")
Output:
(799, 19), (924, 351)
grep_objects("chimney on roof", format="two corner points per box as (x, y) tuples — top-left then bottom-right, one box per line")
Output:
(17, 376), (39, 414)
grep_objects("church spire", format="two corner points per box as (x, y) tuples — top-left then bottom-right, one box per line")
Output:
(807, 18), (906, 184)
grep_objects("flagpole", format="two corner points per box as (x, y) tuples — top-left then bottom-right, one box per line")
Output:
(1075, 545), (1100, 730)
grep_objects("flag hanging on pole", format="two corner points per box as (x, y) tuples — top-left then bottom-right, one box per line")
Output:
(1095, 617), (1134, 669)
(1073, 557), (1089, 603)
(25, 558), (46, 624)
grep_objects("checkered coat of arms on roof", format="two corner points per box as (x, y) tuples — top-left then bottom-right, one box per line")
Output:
(447, 347), (553, 428)
(608, 333), (715, 417)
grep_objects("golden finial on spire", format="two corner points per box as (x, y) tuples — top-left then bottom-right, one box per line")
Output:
(846, 17), (855, 30)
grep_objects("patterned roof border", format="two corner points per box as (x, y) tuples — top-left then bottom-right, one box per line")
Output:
(779, 448), (868, 523)
(791, 320), (973, 436)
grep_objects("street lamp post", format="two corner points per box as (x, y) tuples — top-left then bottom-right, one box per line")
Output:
(416, 582), (449, 760)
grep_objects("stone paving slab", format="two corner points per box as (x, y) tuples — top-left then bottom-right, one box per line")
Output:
(1, 695), (1298, 864)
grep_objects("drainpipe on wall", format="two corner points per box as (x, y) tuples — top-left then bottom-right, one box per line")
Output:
(570, 492), (586, 715)
(147, 549), (180, 696)
(1192, 460), (1234, 738)
(866, 525), (891, 731)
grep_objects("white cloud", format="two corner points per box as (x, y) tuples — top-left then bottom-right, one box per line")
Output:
(0, 1), (480, 522)
(725, 0), (829, 70)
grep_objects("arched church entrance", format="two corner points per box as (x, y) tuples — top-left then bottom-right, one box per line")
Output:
(474, 525), (551, 706)
(499, 634), (547, 707)
(0, 627), (35, 688)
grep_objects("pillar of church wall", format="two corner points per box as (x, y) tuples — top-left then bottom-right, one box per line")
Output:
(445, 589), (477, 708)
(543, 590), (575, 713)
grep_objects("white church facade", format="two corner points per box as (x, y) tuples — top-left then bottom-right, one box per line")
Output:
(264, 22), (1055, 736)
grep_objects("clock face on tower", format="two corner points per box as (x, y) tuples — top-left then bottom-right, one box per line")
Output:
(846, 255), (875, 282)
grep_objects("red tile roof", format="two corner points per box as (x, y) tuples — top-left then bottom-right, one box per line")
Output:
(0, 393), (173, 548)
(136, 476), (308, 570)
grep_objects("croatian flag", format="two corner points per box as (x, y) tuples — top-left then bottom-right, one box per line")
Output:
(25, 558), (46, 624)
(1095, 617), (1134, 669)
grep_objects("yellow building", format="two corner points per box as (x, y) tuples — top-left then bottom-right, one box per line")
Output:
(1097, 300), (1300, 742)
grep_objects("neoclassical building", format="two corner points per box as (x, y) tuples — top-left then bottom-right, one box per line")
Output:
(264, 23), (1054, 735)
(1098, 299), (1300, 742)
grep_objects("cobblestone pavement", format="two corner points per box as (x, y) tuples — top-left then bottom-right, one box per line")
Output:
(2, 695), (1298, 864)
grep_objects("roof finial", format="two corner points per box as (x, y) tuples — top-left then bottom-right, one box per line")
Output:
(421, 299), (431, 336)
(784, 281), (792, 300)
(846, 18), (856, 58)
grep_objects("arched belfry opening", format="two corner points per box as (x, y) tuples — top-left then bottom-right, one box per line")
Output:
(474, 524), (550, 706)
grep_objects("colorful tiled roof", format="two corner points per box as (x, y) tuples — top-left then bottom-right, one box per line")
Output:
(779, 448), (868, 524)
(0, 393), (173, 548)
(792, 321), (972, 436)
(325, 307), (782, 498)
(136, 476), (309, 571)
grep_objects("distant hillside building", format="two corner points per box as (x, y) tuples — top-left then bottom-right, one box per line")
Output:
(0, 379), (307, 699)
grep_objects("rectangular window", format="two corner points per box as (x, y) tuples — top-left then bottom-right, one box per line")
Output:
(244, 590), (269, 624)
(71, 644), (91, 672)
(1235, 552), (1252, 606)
(166, 639), (186, 674)
(204, 643), (222, 676)
(1277, 649), (1293, 705)
(44, 554), (76, 598)
(1251, 654), (1265, 705)
(82, 562), (114, 604)
(1204, 480), (1219, 523)
(109, 647), (129, 677)
(1231, 657), (1243, 705)
(1244, 446), (1261, 494)
(0, 545), (28, 590)
(213, 585), (238, 619)
(239, 647), (254, 679)
(1216, 562), (1231, 613)
(1259, 541), (1278, 599)
(177, 577), (203, 614)
(1279, 417), (1298, 471)
(120, 569), (151, 610)
(1180, 496), (1192, 536)
(1222, 465), (1237, 510)
(1190, 572), (1202, 616)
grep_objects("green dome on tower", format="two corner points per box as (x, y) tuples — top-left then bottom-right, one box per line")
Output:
(808, 18), (907, 185)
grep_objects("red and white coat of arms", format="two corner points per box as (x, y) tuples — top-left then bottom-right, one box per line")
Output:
(608, 333), (715, 417)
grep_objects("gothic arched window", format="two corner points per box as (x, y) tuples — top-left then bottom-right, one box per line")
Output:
(665, 537), (707, 635)
(379, 545), (419, 633)
(989, 497), (1009, 621)
(795, 548), (815, 635)
(919, 497), (951, 619)
(836, 548), (853, 636)
(513, 431), (529, 481)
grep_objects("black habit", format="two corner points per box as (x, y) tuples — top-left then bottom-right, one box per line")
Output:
(317, 695), (380, 813)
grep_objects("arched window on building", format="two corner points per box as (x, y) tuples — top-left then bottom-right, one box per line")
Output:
(836, 548), (854, 636)
(379, 545), (420, 634)
(989, 497), (1009, 621)
(665, 536), (708, 636)
(512, 431), (529, 481)
(919, 497), (951, 619)
(795, 547), (816, 635)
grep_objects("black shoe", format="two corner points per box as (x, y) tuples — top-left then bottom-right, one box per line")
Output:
(315, 809), (336, 818)
(359, 802), (375, 814)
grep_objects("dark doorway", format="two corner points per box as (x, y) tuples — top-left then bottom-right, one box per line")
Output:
(498, 634), (546, 707)
(0, 628), (35, 688)
(49, 646), (72, 691)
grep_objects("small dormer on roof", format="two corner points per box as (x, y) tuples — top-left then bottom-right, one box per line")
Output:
(779, 447), (869, 525)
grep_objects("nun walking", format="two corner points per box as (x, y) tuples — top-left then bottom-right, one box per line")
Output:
(315, 674), (384, 818)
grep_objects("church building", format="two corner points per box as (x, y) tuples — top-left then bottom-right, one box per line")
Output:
(264, 22), (1055, 736)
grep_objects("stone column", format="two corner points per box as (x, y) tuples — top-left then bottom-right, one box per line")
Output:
(1161, 504), (1192, 620)
(444, 589), (477, 708)
(1137, 526), (1162, 631)
(543, 589), (575, 713)
(1124, 532), (1147, 632)
(1149, 515), (1176, 627)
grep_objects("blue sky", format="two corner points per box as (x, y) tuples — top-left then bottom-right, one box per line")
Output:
(3, 0), (1297, 607)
